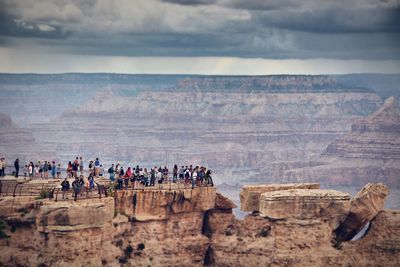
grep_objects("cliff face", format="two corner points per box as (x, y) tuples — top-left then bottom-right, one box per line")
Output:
(0, 183), (398, 267)
(27, 77), (381, 185)
(284, 97), (400, 188)
(0, 113), (53, 164)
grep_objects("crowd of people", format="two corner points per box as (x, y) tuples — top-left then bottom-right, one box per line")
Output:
(0, 156), (214, 200)
(109, 164), (213, 190)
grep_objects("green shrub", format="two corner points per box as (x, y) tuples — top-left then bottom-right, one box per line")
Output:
(35, 190), (50, 200)
(0, 220), (9, 239)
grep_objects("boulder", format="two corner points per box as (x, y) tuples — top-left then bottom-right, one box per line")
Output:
(215, 192), (236, 210)
(240, 183), (320, 212)
(259, 189), (350, 229)
(336, 183), (389, 241)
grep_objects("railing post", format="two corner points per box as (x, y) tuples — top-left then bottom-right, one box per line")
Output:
(13, 183), (18, 197)
(103, 186), (108, 197)
(55, 189), (59, 202)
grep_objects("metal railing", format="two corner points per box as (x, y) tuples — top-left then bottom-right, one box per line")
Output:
(0, 181), (54, 197)
(0, 180), (108, 201)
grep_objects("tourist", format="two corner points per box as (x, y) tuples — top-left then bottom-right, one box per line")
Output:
(124, 167), (131, 189)
(61, 178), (70, 200)
(0, 157), (4, 177)
(179, 166), (185, 183)
(56, 164), (61, 179)
(143, 168), (149, 187)
(116, 176), (123, 190)
(205, 169), (213, 186)
(38, 161), (43, 178)
(150, 167), (156, 187)
(89, 174), (95, 190)
(94, 158), (101, 177)
(34, 163), (39, 178)
(67, 161), (72, 178)
(23, 165), (28, 177)
(108, 164), (115, 181)
(173, 164), (178, 183)
(157, 168), (163, 188)
(184, 168), (191, 188)
(73, 157), (79, 178)
(51, 161), (56, 179)
(119, 166), (124, 179)
(43, 161), (49, 178)
(14, 158), (19, 178)
(88, 160), (94, 175)
(79, 156), (84, 175)
(72, 177), (81, 201)
(78, 175), (85, 197)
(28, 162), (34, 179)
(192, 167), (197, 189)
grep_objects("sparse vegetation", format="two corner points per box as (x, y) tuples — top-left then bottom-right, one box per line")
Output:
(35, 190), (50, 200)
(257, 226), (271, 237)
(332, 237), (343, 250)
(124, 245), (133, 258)
(0, 220), (9, 239)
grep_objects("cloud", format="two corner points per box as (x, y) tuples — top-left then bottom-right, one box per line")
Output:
(0, 0), (399, 61)
(161, 0), (216, 6)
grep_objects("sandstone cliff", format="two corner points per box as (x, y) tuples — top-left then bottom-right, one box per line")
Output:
(0, 183), (398, 266)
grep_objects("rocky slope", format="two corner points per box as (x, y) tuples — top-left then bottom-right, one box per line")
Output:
(0, 183), (398, 266)
(0, 113), (53, 165)
(283, 96), (400, 188)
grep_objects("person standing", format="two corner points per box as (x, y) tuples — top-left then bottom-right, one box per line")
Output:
(0, 157), (3, 177)
(79, 156), (84, 175)
(14, 158), (19, 178)
(94, 158), (101, 177)
(1, 158), (6, 177)
(51, 161), (56, 179)
(56, 163), (61, 179)
(61, 178), (70, 200)
(108, 164), (115, 181)
(173, 164), (178, 183)
(72, 177), (81, 201)
(28, 162), (34, 179)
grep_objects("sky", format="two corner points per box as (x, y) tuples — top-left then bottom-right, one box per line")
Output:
(0, 0), (399, 74)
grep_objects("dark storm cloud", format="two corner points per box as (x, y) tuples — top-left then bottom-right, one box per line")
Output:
(161, 0), (216, 6)
(0, 0), (399, 60)
(255, 6), (400, 33)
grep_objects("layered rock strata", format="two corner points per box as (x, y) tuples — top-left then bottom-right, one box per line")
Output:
(259, 189), (350, 229)
(0, 183), (398, 266)
(239, 183), (320, 212)
(284, 97), (400, 188)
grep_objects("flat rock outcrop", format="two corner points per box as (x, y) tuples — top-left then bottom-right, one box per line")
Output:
(336, 183), (389, 241)
(240, 183), (320, 212)
(260, 189), (350, 229)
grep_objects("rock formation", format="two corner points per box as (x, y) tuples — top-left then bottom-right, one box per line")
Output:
(239, 183), (320, 212)
(16, 75), (380, 186)
(335, 183), (389, 241)
(284, 96), (400, 188)
(0, 182), (398, 266)
(259, 189), (350, 229)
